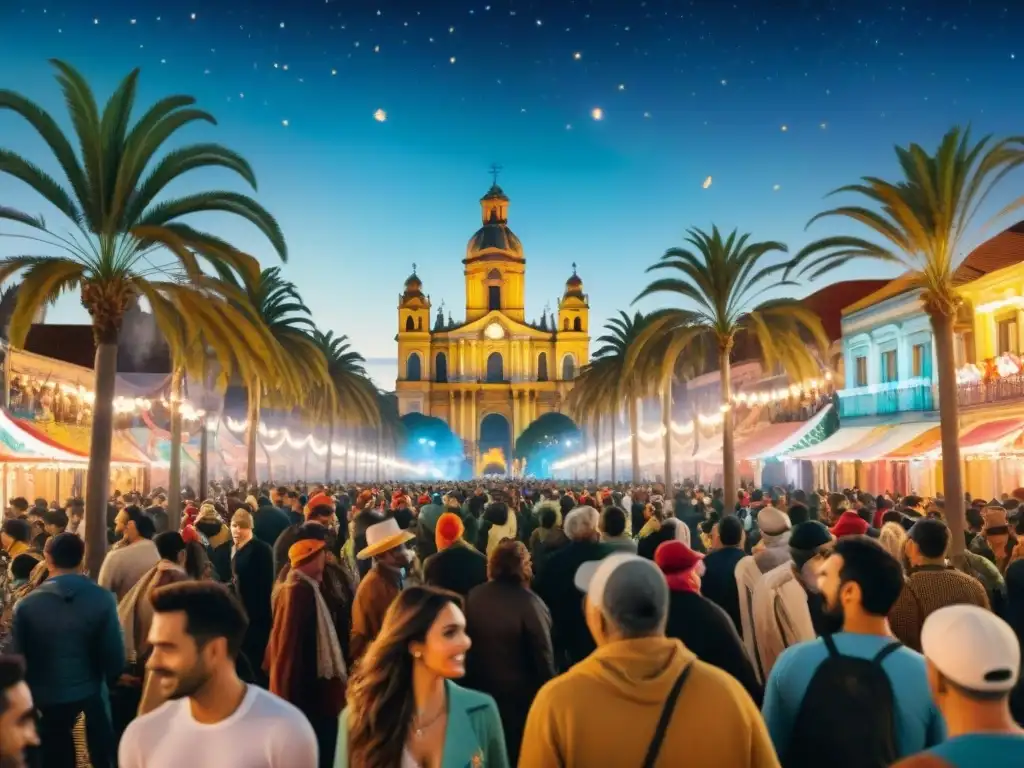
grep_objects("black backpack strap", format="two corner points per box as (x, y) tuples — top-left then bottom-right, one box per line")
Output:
(641, 663), (693, 768)
(872, 641), (902, 665)
(821, 633), (839, 658)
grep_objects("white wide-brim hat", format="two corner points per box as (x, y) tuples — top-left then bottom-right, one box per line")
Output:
(357, 517), (415, 560)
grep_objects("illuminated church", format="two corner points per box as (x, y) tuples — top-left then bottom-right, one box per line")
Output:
(395, 174), (590, 474)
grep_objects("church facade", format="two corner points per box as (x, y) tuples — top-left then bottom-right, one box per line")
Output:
(395, 180), (590, 474)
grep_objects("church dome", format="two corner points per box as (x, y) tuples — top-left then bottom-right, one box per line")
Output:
(466, 224), (524, 261)
(466, 182), (523, 262)
(564, 264), (583, 295)
(402, 268), (424, 299)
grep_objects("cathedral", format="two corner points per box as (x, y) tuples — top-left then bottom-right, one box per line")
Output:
(395, 176), (590, 475)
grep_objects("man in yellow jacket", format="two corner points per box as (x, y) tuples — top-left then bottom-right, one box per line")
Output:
(519, 553), (780, 768)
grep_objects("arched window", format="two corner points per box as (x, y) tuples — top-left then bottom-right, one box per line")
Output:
(537, 352), (549, 382)
(435, 352), (448, 383)
(405, 315), (415, 332)
(573, 317), (582, 332)
(406, 352), (422, 381)
(563, 318), (570, 331)
(486, 269), (502, 311)
(486, 352), (504, 383)
(561, 354), (575, 381)
(417, 317), (423, 331)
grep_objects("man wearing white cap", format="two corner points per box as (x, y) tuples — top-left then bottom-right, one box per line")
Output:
(893, 605), (1024, 767)
(349, 518), (415, 663)
(520, 554), (779, 768)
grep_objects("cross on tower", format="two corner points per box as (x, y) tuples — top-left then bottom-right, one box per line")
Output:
(411, 262), (417, 274)
(572, 261), (578, 275)
(489, 163), (503, 186)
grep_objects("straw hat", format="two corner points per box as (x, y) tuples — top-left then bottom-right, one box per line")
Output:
(358, 518), (415, 560)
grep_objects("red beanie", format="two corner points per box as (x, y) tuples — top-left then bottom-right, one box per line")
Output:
(654, 540), (704, 593)
(181, 524), (200, 544)
(830, 509), (869, 538)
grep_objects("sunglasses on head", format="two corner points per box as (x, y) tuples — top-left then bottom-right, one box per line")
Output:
(986, 525), (1010, 536)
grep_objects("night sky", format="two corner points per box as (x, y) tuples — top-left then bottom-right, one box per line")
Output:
(2, 1), (1023, 387)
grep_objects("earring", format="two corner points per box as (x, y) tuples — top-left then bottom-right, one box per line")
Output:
(413, 651), (422, 658)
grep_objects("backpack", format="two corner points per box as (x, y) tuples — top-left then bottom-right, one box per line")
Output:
(785, 634), (903, 768)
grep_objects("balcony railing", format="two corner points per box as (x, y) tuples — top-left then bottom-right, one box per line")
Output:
(838, 378), (935, 419)
(958, 371), (1024, 408)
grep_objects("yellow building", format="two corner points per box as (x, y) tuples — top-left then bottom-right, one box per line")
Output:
(395, 179), (590, 474)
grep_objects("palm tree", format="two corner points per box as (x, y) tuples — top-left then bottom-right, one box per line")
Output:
(787, 127), (1024, 555)
(151, 278), (284, 523)
(313, 329), (379, 482)
(633, 227), (828, 503)
(593, 311), (663, 483)
(567, 356), (618, 482)
(230, 268), (328, 483)
(0, 61), (285, 577)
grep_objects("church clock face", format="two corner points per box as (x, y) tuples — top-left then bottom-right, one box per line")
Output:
(484, 322), (505, 340)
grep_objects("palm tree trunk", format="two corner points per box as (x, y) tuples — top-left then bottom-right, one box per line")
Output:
(85, 341), (118, 580)
(931, 310), (966, 556)
(168, 368), (183, 530)
(629, 396), (640, 483)
(610, 407), (617, 482)
(325, 420), (334, 483)
(199, 416), (209, 501)
(260, 437), (272, 482)
(246, 383), (260, 484)
(720, 345), (736, 506)
(593, 416), (600, 482)
(662, 379), (672, 488)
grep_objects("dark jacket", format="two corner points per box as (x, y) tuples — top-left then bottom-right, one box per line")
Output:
(423, 541), (488, 599)
(701, 547), (746, 633)
(252, 504), (291, 549)
(11, 574), (124, 706)
(664, 589), (763, 706)
(534, 539), (615, 670)
(233, 538), (276, 676)
(529, 527), (569, 579)
(464, 579), (556, 766)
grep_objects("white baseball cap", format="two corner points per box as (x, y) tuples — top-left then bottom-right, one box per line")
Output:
(574, 554), (668, 631)
(921, 604), (1020, 693)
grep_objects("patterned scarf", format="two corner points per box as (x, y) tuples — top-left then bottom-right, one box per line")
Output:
(292, 570), (347, 682)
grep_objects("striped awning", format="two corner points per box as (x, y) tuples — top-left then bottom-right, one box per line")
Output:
(788, 422), (938, 462)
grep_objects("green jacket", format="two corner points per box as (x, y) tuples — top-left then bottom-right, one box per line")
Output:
(334, 680), (509, 768)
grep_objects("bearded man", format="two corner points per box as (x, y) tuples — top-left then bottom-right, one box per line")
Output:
(118, 582), (316, 768)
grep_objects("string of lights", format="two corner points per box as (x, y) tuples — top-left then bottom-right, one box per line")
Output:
(552, 370), (834, 470)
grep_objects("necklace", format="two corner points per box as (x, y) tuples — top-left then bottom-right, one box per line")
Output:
(413, 705), (445, 738)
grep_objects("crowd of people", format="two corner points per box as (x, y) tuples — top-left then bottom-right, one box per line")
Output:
(1, 480), (1023, 767)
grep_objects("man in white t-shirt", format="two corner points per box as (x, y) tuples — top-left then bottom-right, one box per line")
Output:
(119, 581), (316, 768)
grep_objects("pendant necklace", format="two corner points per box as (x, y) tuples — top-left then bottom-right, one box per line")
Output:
(414, 706), (444, 738)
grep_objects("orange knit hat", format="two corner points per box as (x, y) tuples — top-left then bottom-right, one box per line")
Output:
(288, 539), (326, 568)
(435, 512), (465, 551)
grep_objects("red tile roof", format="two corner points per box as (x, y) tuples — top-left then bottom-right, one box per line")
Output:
(953, 220), (1024, 284)
(800, 280), (891, 341)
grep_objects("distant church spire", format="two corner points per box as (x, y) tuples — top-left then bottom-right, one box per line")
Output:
(489, 162), (503, 186)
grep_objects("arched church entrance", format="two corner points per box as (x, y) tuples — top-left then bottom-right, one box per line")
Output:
(477, 413), (511, 475)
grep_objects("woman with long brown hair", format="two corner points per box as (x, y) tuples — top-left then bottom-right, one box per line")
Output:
(335, 586), (508, 768)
